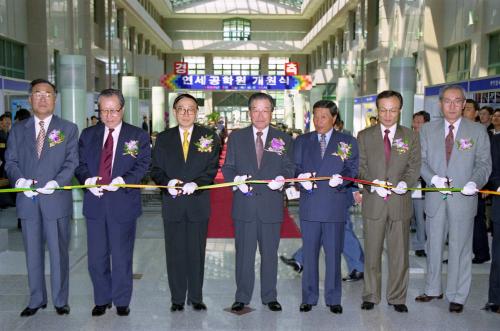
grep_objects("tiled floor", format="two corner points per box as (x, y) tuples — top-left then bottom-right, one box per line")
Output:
(0, 201), (498, 331)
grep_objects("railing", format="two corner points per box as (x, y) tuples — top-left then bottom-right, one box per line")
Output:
(167, 30), (307, 41)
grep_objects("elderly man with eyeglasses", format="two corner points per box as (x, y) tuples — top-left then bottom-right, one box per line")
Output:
(75, 88), (151, 317)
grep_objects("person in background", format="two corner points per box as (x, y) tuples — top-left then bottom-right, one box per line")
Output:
(463, 99), (479, 122)
(90, 115), (99, 126)
(369, 116), (377, 127)
(142, 115), (149, 133)
(479, 106), (494, 131)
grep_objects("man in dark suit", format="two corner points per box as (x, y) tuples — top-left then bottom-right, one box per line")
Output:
(294, 100), (359, 313)
(358, 90), (421, 313)
(151, 93), (220, 312)
(5, 78), (79, 316)
(222, 92), (295, 312)
(75, 88), (151, 317)
(483, 110), (500, 313)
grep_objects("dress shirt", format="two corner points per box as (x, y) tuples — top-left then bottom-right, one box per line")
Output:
(380, 123), (397, 144)
(102, 122), (122, 170)
(34, 115), (53, 137)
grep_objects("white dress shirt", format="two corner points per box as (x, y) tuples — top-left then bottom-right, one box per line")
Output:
(380, 123), (397, 144)
(34, 114), (53, 137)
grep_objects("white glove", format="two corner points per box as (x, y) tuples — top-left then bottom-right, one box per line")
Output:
(297, 172), (313, 191)
(16, 178), (39, 198)
(267, 175), (285, 191)
(431, 175), (452, 195)
(370, 179), (392, 198)
(168, 179), (183, 197)
(182, 182), (198, 195)
(36, 180), (59, 195)
(85, 176), (103, 197)
(391, 181), (408, 195)
(461, 181), (478, 196)
(329, 174), (343, 188)
(102, 176), (125, 192)
(497, 186), (500, 192)
(234, 175), (251, 194)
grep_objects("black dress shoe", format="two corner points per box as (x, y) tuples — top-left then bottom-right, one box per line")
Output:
(116, 306), (130, 316)
(280, 255), (303, 273)
(20, 304), (47, 317)
(342, 269), (364, 282)
(299, 303), (312, 312)
(483, 303), (500, 313)
(266, 301), (282, 311)
(390, 304), (408, 313)
(415, 250), (427, 257)
(55, 305), (70, 315)
(231, 302), (245, 311)
(170, 303), (185, 312)
(415, 293), (443, 302)
(472, 257), (490, 264)
(329, 304), (343, 314)
(92, 303), (112, 316)
(449, 302), (463, 313)
(361, 301), (374, 310)
(192, 302), (207, 311)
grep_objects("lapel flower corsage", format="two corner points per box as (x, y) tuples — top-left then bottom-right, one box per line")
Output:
(265, 138), (286, 155)
(47, 129), (65, 147)
(456, 138), (474, 151)
(332, 142), (352, 161)
(195, 135), (214, 152)
(123, 140), (139, 158)
(392, 138), (409, 154)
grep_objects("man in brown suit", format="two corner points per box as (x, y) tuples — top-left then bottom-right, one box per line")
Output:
(357, 90), (421, 313)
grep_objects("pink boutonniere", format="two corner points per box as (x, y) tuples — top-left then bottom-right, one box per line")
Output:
(195, 135), (214, 152)
(47, 129), (65, 147)
(393, 138), (409, 154)
(456, 138), (474, 151)
(265, 138), (286, 155)
(332, 142), (352, 161)
(123, 140), (139, 158)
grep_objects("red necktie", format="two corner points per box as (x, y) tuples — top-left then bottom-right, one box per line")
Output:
(384, 129), (391, 164)
(445, 124), (454, 164)
(98, 128), (114, 184)
(256, 131), (263, 169)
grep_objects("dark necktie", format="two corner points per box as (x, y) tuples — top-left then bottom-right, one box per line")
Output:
(256, 131), (263, 169)
(98, 128), (115, 184)
(445, 124), (454, 164)
(319, 134), (326, 158)
(384, 129), (391, 164)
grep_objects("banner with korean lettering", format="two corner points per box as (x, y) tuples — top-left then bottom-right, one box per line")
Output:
(160, 74), (312, 91)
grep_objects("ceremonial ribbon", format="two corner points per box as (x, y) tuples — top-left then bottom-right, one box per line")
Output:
(1, 176), (499, 196)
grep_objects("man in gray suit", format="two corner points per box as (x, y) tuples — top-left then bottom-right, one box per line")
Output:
(358, 90), (421, 313)
(5, 79), (79, 317)
(416, 85), (491, 313)
(222, 92), (294, 312)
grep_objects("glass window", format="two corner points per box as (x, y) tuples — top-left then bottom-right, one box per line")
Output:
(445, 41), (470, 82)
(268, 57), (288, 76)
(223, 18), (251, 41)
(0, 37), (25, 79)
(488, 31), (500, 75)
(213, 57), (260, 75)
(183, 56), (205, 74)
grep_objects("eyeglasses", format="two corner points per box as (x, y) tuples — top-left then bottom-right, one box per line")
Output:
(442, 99), (465, 106)
(250, 108), (272, 114)
(175, 107), (196, 115)
(32, 91), (54, 99)
(378, 108), (400, 114)
(100, 109), (122, 116)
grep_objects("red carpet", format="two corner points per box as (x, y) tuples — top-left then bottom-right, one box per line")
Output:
(207, 145), (301, 238)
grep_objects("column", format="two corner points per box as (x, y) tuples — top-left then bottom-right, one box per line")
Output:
(336, 77), (355, 132)
(151, 86), (165, 133)
(389, 57), (416, 128)
(121, 76), (139, 126)
(58, 54), (87, 220)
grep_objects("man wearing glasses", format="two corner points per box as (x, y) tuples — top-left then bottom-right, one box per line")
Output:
(75, 89), (151, 317)
(357, 90), (421, 313)
(5, 79), (79, 316)
(151, 93), (220, 312)
(222, 92), (295, 312)
(416, 85), (491, 313)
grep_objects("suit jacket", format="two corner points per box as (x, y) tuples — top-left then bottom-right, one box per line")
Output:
(420, 118), (491, 219)
(294, 130), (359, 222)
(150, 124), (220, 222)
(5, 115), (79, 219)
(358, 124), (421, 220)
(222, 126), (295, 223)
(489, 134), (500, 223)
(75, 122), (151, 221)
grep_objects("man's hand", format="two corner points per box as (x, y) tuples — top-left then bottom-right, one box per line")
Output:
(36, 180), (59, 195)
(102, 177), (125, 192)
(370, 179), (392, 198)
(16, 178), (39, 198)
(168, 179), (183, 197)
(353, 191), (362, 204)
(182, 182), (198, 195)
(297, 172), (313, 191)
(391, 181), (408, 195)
(267, 175), (285, 191)
(234, 175), (251, 194)
(461, 181), (478, 196)
(431, 175), (452, 195)
(85, 176), (103, 197)
(329, 174), (343, 188)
